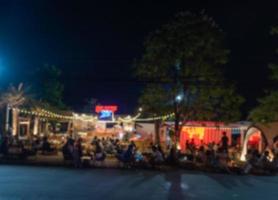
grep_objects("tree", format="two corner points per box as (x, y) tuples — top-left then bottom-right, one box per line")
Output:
(33, 64), (65, 109)
(0, 83), (26, 133)
(249, 26), (278, 122)
(135, 11), (244, 143)
(0, 83), (26, 108)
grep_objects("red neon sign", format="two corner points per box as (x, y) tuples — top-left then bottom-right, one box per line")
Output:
(95, 105), (118, 113)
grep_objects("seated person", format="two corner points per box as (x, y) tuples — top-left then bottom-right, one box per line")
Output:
(91, 136), (98, 145)
(41, 136), (54, 153)
(134, 148), (144, 163)
(272, 153), (278, 171)
(32, 137), (42, 152)
(117, 143), (135, 163)
(115, 144), (123, 155)
(196, 146), (206, 164)
(243, 150), (260, 174)
(259, 150), (272, 170)
(104, 140), (114, 154)
(205, 150), (215, 167)
(94, 142), (106, 161)
(150, 146), (164, 166)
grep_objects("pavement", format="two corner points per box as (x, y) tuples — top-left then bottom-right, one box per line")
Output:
(0, 153), (121, 168)
(0, 165), (278, 200)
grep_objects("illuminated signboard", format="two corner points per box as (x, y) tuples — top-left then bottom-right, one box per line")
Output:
(95, 105), (118, 113)
(95, 105), (118, 121)
(98, 110), (113, 121)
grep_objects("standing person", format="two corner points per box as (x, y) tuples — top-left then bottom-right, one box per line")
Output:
(73, 138), (83, 168)
(157, 145), (165, 160)
(62, 136), (74, 160)
(166, 146), (177, 165)
(221, 132), (229, 153)
(42, 136), (52, 154)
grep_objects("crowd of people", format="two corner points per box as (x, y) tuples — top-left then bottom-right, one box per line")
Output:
(0, 134), (56, 158)
(62, 135), (173, 169)
(180, 132), (235, 172)
(243, 148), (278, 174)
(179, 132), (278, 175)
(1, 131), (278, 175)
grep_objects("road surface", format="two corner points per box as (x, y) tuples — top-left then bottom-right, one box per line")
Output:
(0, 165), (277, 200)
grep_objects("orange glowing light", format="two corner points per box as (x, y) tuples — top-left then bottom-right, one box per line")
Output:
(181, 127), (205, 139)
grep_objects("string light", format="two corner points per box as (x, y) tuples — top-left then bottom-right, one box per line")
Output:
(16, 106), (173, 123)
(17, 108), (74, 120)
(135, 113), (174, 122)
(118, 112), (141, 123)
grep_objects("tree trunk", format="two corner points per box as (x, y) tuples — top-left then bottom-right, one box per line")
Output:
(154, 119), (161, 145)
(174, 101), (180, 147)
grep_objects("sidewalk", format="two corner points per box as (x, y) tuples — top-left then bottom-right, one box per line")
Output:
(0, 153), (121, 168)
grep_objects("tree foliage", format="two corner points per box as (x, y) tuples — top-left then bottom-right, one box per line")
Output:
(249, 91), (278, 122)
(249, 25), (278, 122)
(139, 84), (174, 117)
(136, 12), (228, 81)
(33, 64), (65, 109)
(136, 11), (244, 122)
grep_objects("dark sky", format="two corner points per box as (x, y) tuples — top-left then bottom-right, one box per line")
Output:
(0, 0), (277, 115)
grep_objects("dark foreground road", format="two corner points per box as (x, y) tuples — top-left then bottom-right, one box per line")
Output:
(0, 166), (277, 200)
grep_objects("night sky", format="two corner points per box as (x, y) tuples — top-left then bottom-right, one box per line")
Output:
(0, 1), (277, 116)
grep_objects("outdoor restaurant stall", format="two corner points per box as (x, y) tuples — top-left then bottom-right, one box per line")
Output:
(179, 121), (249, 152)
(240, 122), (278, 161)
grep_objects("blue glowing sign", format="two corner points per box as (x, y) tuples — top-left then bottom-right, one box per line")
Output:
(98, 110), (113, 121)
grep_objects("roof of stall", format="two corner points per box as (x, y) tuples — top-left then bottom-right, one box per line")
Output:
(160, 121), (252, 128)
